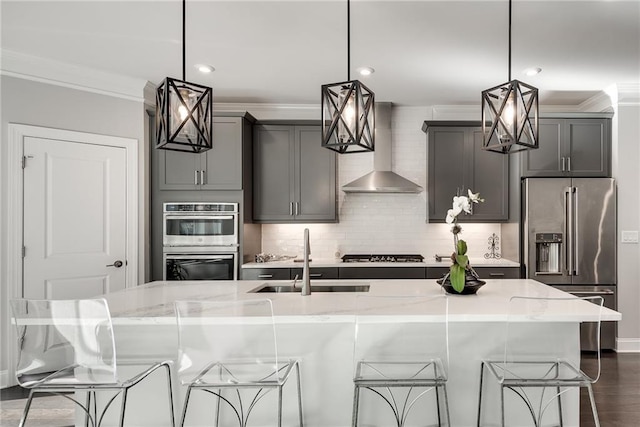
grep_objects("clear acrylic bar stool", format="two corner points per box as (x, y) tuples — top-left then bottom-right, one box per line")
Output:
(174, 298), (303, 427)
(10, 298), (175, 427)
(352, 295), (450, 427)
(477, 295), (604, 427)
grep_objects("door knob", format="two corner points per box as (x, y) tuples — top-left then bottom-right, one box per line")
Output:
(107, 260), (124, 268)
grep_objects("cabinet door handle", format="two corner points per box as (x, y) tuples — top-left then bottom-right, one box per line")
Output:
(194, 170), (199, 185)
(200, 170), (205, 185)
(310, 273), (323, 278)
(567, 157), (571, 172)
(489, 272), (505, 277)
(289, 202), (294, 216)
(295, 202), (300, 216)
(258, 274), (273, 279)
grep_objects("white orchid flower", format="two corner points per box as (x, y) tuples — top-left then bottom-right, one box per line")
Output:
(468, 189), (484, 203)
(445, 209), (456, 224)
(453, 195), (471, 214)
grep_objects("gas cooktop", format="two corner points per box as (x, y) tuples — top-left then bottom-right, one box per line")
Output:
(341, 254), (425, 263)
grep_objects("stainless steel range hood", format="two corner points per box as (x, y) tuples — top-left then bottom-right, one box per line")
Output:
(342, 102), (423, 193)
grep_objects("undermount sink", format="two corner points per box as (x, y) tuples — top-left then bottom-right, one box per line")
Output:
(249, 282), (370, 293)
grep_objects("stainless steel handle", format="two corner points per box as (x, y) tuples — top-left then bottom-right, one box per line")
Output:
(561, 157), (566, 172)
(569, 290), (615, 296)
(489, 272), (505, 277)
(107, 260), (123, 268)
(200, 170), (205, 185)
(194, 170), (199, 185)
(289, 202), (294, 216)
(563, 187), (572, 275)
(573, 186), (579, 276)
(167, 255), (233, 260)
(310, 273), (322, 278)
(567, 157), (571, 172)
(258, 274), (273, 279)
(295, 202), (300, 216)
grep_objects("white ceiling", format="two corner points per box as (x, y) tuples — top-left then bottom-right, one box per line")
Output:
(2, 0), (639, 106)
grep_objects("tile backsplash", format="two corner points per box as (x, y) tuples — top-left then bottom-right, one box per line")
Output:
(261, 106), (507, 261)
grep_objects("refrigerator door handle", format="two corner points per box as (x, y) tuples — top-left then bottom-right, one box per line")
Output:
(573, 186), (579, 276)
(564, 186), (573, 276)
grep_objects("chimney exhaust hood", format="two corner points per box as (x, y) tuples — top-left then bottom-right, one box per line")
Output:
(342, 102), (423, 193)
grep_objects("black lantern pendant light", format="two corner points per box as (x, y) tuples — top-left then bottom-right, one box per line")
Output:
(481, 0), (539, 154)
(321, 0), (375, 154)
(156, 0), (213, 153)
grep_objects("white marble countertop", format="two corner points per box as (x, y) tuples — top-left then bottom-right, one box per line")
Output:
(104, 279), (619, 324)
(241, 257), (520, 268)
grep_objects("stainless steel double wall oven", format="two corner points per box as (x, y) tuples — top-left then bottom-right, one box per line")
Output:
(162, 202), (239, 280)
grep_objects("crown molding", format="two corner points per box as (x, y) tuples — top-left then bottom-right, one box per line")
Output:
(617, 83), (640, 106)
(0, 49), (147, 102)
(213, 102), (320, 120)
(578, 91), (614, 113)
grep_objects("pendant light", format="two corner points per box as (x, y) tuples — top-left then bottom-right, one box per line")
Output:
(156, 0), (213, 153)
(481, 0), (538, 154)
(321, 0), (375, 154)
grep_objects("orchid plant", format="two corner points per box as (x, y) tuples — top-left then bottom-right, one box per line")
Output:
(445, 190), (484, 292)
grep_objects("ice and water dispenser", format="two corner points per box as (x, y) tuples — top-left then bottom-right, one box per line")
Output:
(535, 233), (562, 274)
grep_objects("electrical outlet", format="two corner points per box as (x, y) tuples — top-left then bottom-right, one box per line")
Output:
(621, 231), (639, 244)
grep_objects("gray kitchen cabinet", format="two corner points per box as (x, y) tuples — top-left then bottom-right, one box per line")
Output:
(253, 124), (337, 223)
(290, 267), (339, 280)
(426, 266), (520, 279)
(157, 114), (254, 190)
(338, 267), (426, 280)
(425, 124), (509, 222)
(521, 117), (611, 177)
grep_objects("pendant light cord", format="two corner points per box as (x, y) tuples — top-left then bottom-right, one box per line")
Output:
(508, 0), (512, 81)
(347, 0), (351, 81)
(182, 0), (186, 81)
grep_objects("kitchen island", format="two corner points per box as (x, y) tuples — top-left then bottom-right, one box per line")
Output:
(102, 279), (620, 427)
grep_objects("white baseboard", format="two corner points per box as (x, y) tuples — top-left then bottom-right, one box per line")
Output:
(616, 338), (640, 353)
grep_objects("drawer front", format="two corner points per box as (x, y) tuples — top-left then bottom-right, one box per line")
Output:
(426, 267), (450, 279)
(241, 268), (290, 280)
(427, 266), (521, 279)
(290, 267), (339, 280)
(339, 267), (426, 280)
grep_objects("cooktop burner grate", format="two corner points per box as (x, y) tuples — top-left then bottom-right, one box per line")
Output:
(341, 254), (425, 263)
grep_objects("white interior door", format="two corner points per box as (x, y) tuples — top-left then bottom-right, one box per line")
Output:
(22, 136), (128, 299)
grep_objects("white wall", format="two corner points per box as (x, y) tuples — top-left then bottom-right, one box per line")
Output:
(0, 75), (148, 383)
(611, 88), (640, 351)
(260, 106), (503, 261)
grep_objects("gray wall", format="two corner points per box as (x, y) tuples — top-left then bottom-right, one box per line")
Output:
(0, 75), (148, 380)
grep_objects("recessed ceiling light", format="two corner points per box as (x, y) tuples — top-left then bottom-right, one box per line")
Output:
(195, 64), (215, 74)
(357, 67), (375, 77)
(523, 67), (542, 76)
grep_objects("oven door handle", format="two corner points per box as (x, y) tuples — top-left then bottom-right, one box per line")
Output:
(165, 215), (235, 220)
(166, 254), (234, 260)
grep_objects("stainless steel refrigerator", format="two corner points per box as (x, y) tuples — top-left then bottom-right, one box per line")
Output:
(521, 177), (617, 350)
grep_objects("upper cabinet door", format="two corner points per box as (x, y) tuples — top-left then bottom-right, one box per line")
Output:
(253, 125), (296, 222)
(295, 126), (337, 222)
(201, 117), (244, 190)
(520, 119), (563, 176)
(521, 118), (611, 177)
(427, 127), (467, 222)
(564, 119), (611, 177)
(157, 149), (201, 190)
(470, 129), (509, 222)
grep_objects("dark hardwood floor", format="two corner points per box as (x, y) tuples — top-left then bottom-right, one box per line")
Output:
(580, 351), (640, 427)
